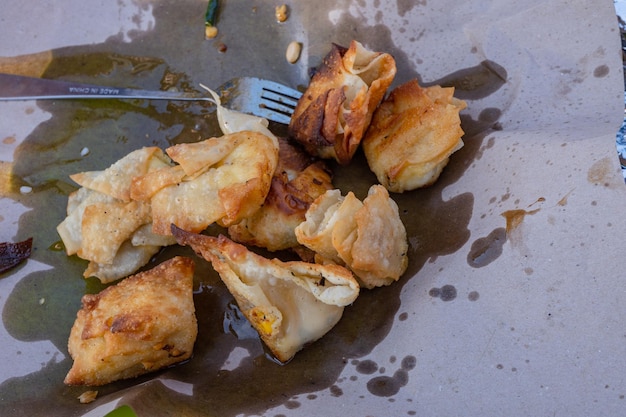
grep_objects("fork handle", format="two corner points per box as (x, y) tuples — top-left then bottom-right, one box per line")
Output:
(0, 73), (207, 101)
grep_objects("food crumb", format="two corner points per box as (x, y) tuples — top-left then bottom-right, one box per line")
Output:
(286, 41), (302, 64)
(218, 43), (228, 53)
(276, 4), (288, 22)
(78, 390), (98, 404)
(38, 297), (45, 305)
(19, 186), (32, 194)
(80, 147), (90, 157)
(205, 25), (218, 39)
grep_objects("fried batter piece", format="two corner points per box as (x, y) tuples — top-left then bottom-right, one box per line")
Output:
(69, 146), (172, 202)
(172, 226), (359, 363)
(64, 256), (198, 386)
(131, 131), (278, 235)
(228, 138), (333, 251)
(288, 40), (396, 165)
(362, 79), (467, 193)
(56, 148), (177, 283)
(57, 98), (280, 283)
(295, 185), (408, 289)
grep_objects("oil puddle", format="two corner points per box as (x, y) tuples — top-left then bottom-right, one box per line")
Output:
(0, 1), (509, 415)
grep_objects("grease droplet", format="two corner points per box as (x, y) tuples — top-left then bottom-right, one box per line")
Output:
(440, 285), (457, 301)
(285, 400), (300, 409)
(366, 356), (417, 397)
(502, 208), (540, 233)
(401, 356), (417, 371)
(593, 64), (609, 78)
(429, 285), (457, 301)
(587, 157), (613, 185)
(468, 291), (480, 301)
(330, 385), (343, 397)
(467, 227), (506, 268)
(367, 373), (404, 397)
(557, 190), (573, 206)
(355, 360), (379, 375)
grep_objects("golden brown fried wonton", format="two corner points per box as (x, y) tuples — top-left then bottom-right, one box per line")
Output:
(56, 148), (177, 283)
(64, 256), (197, 386)
(228, 138), (333, 251)
(70, 147), (172, 202)
(362, 79), (467, 193)
(295, 185), (408, 289)
(172, 226), (359, 363)
(288, 40), (396, 165)
(131, 130), (279, 235)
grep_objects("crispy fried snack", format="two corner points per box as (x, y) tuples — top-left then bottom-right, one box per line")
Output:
(64, 256), (197, 386)
(131, 131), (278, 235)
(362, 79), (467, 193)
(57, 148), (177, 283)
(295, 185), (408, 289)
(69, 146), (172, 202)
(228, 138), (333, 251)
(172, 226), (359, 363)
(288, 40), (396, 165)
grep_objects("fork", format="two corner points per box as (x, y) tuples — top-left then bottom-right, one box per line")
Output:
(0, 72), (302, 125)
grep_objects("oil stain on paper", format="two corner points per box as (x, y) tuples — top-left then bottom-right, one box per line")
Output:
(0, 1), (509, 416)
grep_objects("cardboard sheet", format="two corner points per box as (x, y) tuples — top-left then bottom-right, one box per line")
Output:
(1, 0), (625, 415)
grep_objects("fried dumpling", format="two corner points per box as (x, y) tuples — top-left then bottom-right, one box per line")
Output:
(56, 149), (176, 283)
(228, 138), (333, 251)
(57, 187), (118, 257)
(79, 200), (152, 265)
(69, 147), (172, 202)
(288, 40), (396, 165)
(362, 79), (467, 193)
(294, 189), (361, 265)
(131, 130), (279, 235)
(172, 226), (359, 363)
(295, 185), (408, 289)
(57, 148), (171, 256)
(57, 99), (280, 283)
(82, 240), (163, 284)
(64, 256), (198, 386)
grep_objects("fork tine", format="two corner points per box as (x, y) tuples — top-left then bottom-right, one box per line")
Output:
(259, 79), (303, 101)
(261, 89), (300, 109)
(218, 77), (302, 124)
(259, 89), (300, 123)
(252, 106), (294, 125)
(260, 99), (298, 118)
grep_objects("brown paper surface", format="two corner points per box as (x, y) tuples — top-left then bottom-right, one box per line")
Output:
(0, 1), (624, 415)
